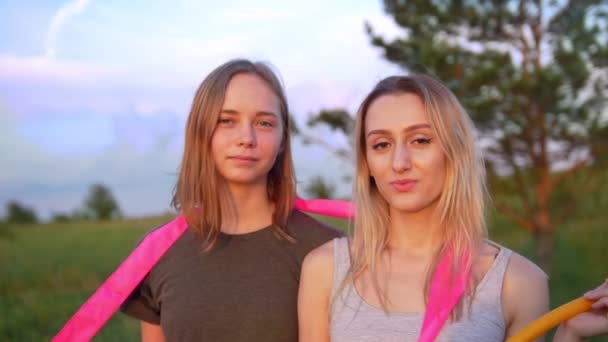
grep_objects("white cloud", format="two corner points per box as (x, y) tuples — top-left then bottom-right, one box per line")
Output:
(45, 0), (92, 59)
(0, 54), (112, 84)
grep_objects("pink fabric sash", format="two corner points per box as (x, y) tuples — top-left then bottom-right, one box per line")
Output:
(418, 249), (471, 342)
(52, 198), (467, 342)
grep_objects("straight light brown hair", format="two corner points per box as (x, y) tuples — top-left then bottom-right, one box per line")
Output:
(171, 59), (296, 249)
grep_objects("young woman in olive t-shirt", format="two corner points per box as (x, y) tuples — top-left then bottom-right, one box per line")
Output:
(121, 59), (341, 341)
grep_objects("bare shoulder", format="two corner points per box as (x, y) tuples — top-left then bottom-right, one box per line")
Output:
(299, 238), (340, 310)
(501, 247), (549, 331)
(480, 240), (547, 283)
(299, 239), (339, 341)
(302, 239), (336, 273)
(504, 251), (548, 286)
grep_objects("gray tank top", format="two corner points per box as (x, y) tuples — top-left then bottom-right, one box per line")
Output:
(330, 237), (512, 342)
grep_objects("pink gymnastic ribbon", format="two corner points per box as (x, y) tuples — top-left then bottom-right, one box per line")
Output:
(52, 215), (189, 341)
(293, 197), (355, 218)
(52, 197), (467, 342)
(418, 249), (471, 342)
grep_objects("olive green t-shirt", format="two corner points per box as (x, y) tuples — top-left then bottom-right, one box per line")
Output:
(121, 210), (342, 341)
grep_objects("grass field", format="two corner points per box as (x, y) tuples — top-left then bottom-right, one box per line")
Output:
(1, 212), (606, 341)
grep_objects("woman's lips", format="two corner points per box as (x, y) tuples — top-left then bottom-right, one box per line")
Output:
(228, 155), (259, 165)
(390, 179), (417, 192)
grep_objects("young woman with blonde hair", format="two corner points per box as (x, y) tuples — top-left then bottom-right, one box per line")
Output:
(121, 59), (341, 341)
(298, 74), (608, 341)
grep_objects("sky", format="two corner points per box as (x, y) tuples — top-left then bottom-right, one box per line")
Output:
(0, 0), (404, 219)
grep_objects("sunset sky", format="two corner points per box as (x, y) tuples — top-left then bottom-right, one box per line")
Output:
(1, 0), (404, 218)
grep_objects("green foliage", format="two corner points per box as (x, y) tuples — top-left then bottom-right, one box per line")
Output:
(307, 109), (354, 136)
(51, 213), (72, 223)
(84, 183), (122, 221)
(294, 109), (354, 162)
(304, 176), (337, 199)
(288, 114), (301, 134)
(5, 200), (38, 224)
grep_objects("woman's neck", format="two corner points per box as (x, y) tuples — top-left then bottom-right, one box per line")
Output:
(222, 180), (275, 234)
(386, 205), (441, 258)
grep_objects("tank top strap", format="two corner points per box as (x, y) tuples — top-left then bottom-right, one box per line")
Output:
(476, 241), (513, 309)
(486, 241), (512, 280)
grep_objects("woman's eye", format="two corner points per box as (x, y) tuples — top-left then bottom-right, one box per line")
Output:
(412, 138), (432, 145)
(218, 118), (234, 125)
(372, 142), (390, 150)
(258, 121), (275, 128)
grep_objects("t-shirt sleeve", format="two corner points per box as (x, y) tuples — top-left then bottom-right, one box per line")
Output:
(120, 275), (161, 324)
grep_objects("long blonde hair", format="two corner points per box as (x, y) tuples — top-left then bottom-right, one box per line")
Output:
(172, 59), (296, 249)
(349, 74), (488, 317)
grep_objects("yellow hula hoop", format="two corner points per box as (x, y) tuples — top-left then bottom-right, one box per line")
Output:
(506, 297), (593, 342)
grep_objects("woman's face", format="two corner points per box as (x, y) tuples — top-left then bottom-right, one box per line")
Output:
(364, 92), (446, 214)
(211, 73), (284, 187)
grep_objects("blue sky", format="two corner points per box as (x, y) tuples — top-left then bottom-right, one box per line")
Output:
(1, 0), (404, 219)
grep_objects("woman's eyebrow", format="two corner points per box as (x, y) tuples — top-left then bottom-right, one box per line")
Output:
(366, 123), (431, 138)
(220, 109), (278, 117)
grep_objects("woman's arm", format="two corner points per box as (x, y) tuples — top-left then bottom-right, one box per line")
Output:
(298, 240), (335, 342)
(503, 253), (550, 342)
(141, 321), (165, 342)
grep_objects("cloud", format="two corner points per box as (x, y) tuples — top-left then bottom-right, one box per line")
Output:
(0, 54), (111, 85)
(45, 0), (91, 59)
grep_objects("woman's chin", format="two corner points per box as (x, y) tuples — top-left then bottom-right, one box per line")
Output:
(223, 174), (267, 186)
(386, 198), (431, 214)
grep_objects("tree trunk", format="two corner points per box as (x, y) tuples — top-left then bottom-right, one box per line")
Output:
(534, 229), (554, 275)
(533, 162), (554, 274)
